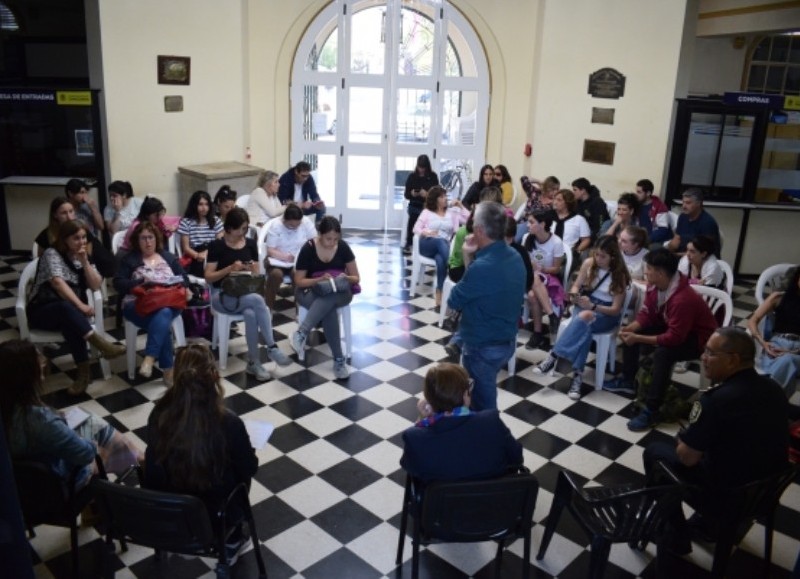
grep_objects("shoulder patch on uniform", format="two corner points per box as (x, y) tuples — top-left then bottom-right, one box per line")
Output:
(689, 400), (702, 424)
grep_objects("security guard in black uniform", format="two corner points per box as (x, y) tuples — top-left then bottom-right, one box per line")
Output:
(643, 327), (789, 554)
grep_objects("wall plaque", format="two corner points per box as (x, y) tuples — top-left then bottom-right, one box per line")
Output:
(591, 107), (615, 125)
(164, 96), (183, 112)
(588, 68), (625, 99)
(583, 139), (616, 165)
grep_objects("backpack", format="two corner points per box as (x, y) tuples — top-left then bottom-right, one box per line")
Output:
(634, 354), (692, 423)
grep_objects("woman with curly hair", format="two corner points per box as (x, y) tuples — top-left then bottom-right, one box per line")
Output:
(145, 343), (257, 564)
(534, 235), (631, 400)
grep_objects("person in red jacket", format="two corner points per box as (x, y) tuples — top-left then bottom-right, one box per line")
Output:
(602, 248), (718, 431)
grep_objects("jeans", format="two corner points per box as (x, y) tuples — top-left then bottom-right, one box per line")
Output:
(622, 329), (702, 412)
(211, 289), (276, 362)
(123, 303), (182, 369)
(462, 340), (515, 411)
(419, 236), (449, 290)
(27, 300), (93, 363)
(303, 204), (326, 223)
(759, 335), (800, 393)
(295, 288), (353, 359)
(553, 306), (620, 372)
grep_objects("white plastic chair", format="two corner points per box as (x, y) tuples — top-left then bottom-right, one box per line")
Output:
(124, 316), (187, 379)
(111, 230), (127, 255)
(296, 304), (352, 363)
(555, 285), (636, 389)
(15, 259), (111, 380)
(691, 284), (734, 388)
(756, 263), (794, 306)
(210, 306), (245, 370)
(400, 199), (409, 249)
(717, 259), (734, 295)
(409, 233), (438, 297)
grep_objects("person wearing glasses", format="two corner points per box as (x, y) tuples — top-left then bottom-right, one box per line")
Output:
(493, 164), (514, 207)
(603, 248), (718, 431)
(642, 328), (788, 555)
(400, 363), (523, 484)
(461, 164), (498, 212)
(278, 161), (326, 223)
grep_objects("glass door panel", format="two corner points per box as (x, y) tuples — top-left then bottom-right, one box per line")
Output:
(306, 153), (337, 209)
(349, 87), (383, 144)
(398, 6), (435, 76)
(347, 155), (381, 211)
(305, 84), (337, 143)
(350, 7), (385, 75)
(396, 88), (431, 143)
(394, 156), (418, 210)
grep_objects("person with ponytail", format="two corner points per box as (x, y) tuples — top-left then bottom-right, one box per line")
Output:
(144, 343), (257, 563)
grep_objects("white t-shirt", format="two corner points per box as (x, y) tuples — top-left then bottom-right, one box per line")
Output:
(528, 233), (565, 269)
(293, 183), (303, 204)
(560, 215), (590, 249)
(623, 247), (648, 281)
(265, 216), (317, 268)
(678, 254), (724, 288)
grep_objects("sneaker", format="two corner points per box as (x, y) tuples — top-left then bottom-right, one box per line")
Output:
(225, 533), (253, 566)
(673, 360), (689, 374)
(291, 330), (307, 356)
(602, 377), (636, 396)
(333, 357), (350, 380)
(246, 361), (270, 381)
(444, 342), (461, 362)
(533, 353), (558, 375)
(627, 408), (660, 432)
(567, 373), (582, 400)
(267, 345), (292, 367)
(525, 331), (546, 351)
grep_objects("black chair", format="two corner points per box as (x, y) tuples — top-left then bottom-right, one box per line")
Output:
(12, 456), (106, 578)
(91, 470), (267, 579)
(688, 464), (798, 578)
(536, 463), (684, 579)
(395, 468), (539, 579)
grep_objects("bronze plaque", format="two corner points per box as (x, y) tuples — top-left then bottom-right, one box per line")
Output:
(158, 55), (191, 85)
(591, 107), (615, 125)
(164, 96), (183, 112)
(583, 140), (616, 165)
(588, 68), (625, 99)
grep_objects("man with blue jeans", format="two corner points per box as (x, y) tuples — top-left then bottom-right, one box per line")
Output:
(278, 161), (326, 223)
(448, 202), (524, 411)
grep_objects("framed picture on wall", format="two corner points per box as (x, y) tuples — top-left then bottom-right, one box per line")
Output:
(582, 139), (615, 165)
(157, 55), (191, 85)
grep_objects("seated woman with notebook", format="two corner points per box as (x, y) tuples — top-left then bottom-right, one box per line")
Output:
(0, 339), (143, 487)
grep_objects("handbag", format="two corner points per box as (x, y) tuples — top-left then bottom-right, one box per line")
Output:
(131, 284), (187, 317)
(219, 273), (266, 311)
(310, 269), (361, 296)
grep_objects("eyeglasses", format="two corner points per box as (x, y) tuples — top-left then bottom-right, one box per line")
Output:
(467, 379), (474, 394)
(494, 172), (503, 177)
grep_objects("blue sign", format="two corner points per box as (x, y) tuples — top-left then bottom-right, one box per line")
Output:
(723, 92), (785, 108)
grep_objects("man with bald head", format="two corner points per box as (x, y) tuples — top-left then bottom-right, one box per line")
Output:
(643, 328), (788, 554)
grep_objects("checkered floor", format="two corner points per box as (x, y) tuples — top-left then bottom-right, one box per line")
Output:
(2, 230), (798, 579)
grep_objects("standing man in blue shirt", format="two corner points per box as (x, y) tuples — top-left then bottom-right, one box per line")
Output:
(448, 202), (525, 411)
(667, 188), (720, 257)
(278, 161), (326, 223)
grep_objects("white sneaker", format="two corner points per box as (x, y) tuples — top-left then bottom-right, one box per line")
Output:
(568, 373), (582, 400)
(268, 346), (291, 367)
(333, 357), (350, 380)
(291, 331), (307, 356)
(246, 361), (270, 381)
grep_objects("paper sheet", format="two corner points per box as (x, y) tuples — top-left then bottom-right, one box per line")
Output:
(244, 419), (274, 450)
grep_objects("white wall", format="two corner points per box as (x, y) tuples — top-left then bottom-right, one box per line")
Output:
(526, 0), (693, 199)
(94, 0), (246, 213)
(689, 36), (748, 95)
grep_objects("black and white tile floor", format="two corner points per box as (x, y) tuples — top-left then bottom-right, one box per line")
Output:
(2, 230), (798, 578)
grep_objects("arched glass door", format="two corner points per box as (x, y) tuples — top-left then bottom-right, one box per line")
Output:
(291, 0), (489, 229)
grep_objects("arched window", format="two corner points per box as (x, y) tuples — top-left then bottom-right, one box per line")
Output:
(291, 0), (490, 229)
(745, 33), (800, 96)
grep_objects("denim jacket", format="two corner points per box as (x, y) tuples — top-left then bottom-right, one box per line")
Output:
(9, 406), (95, 486)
